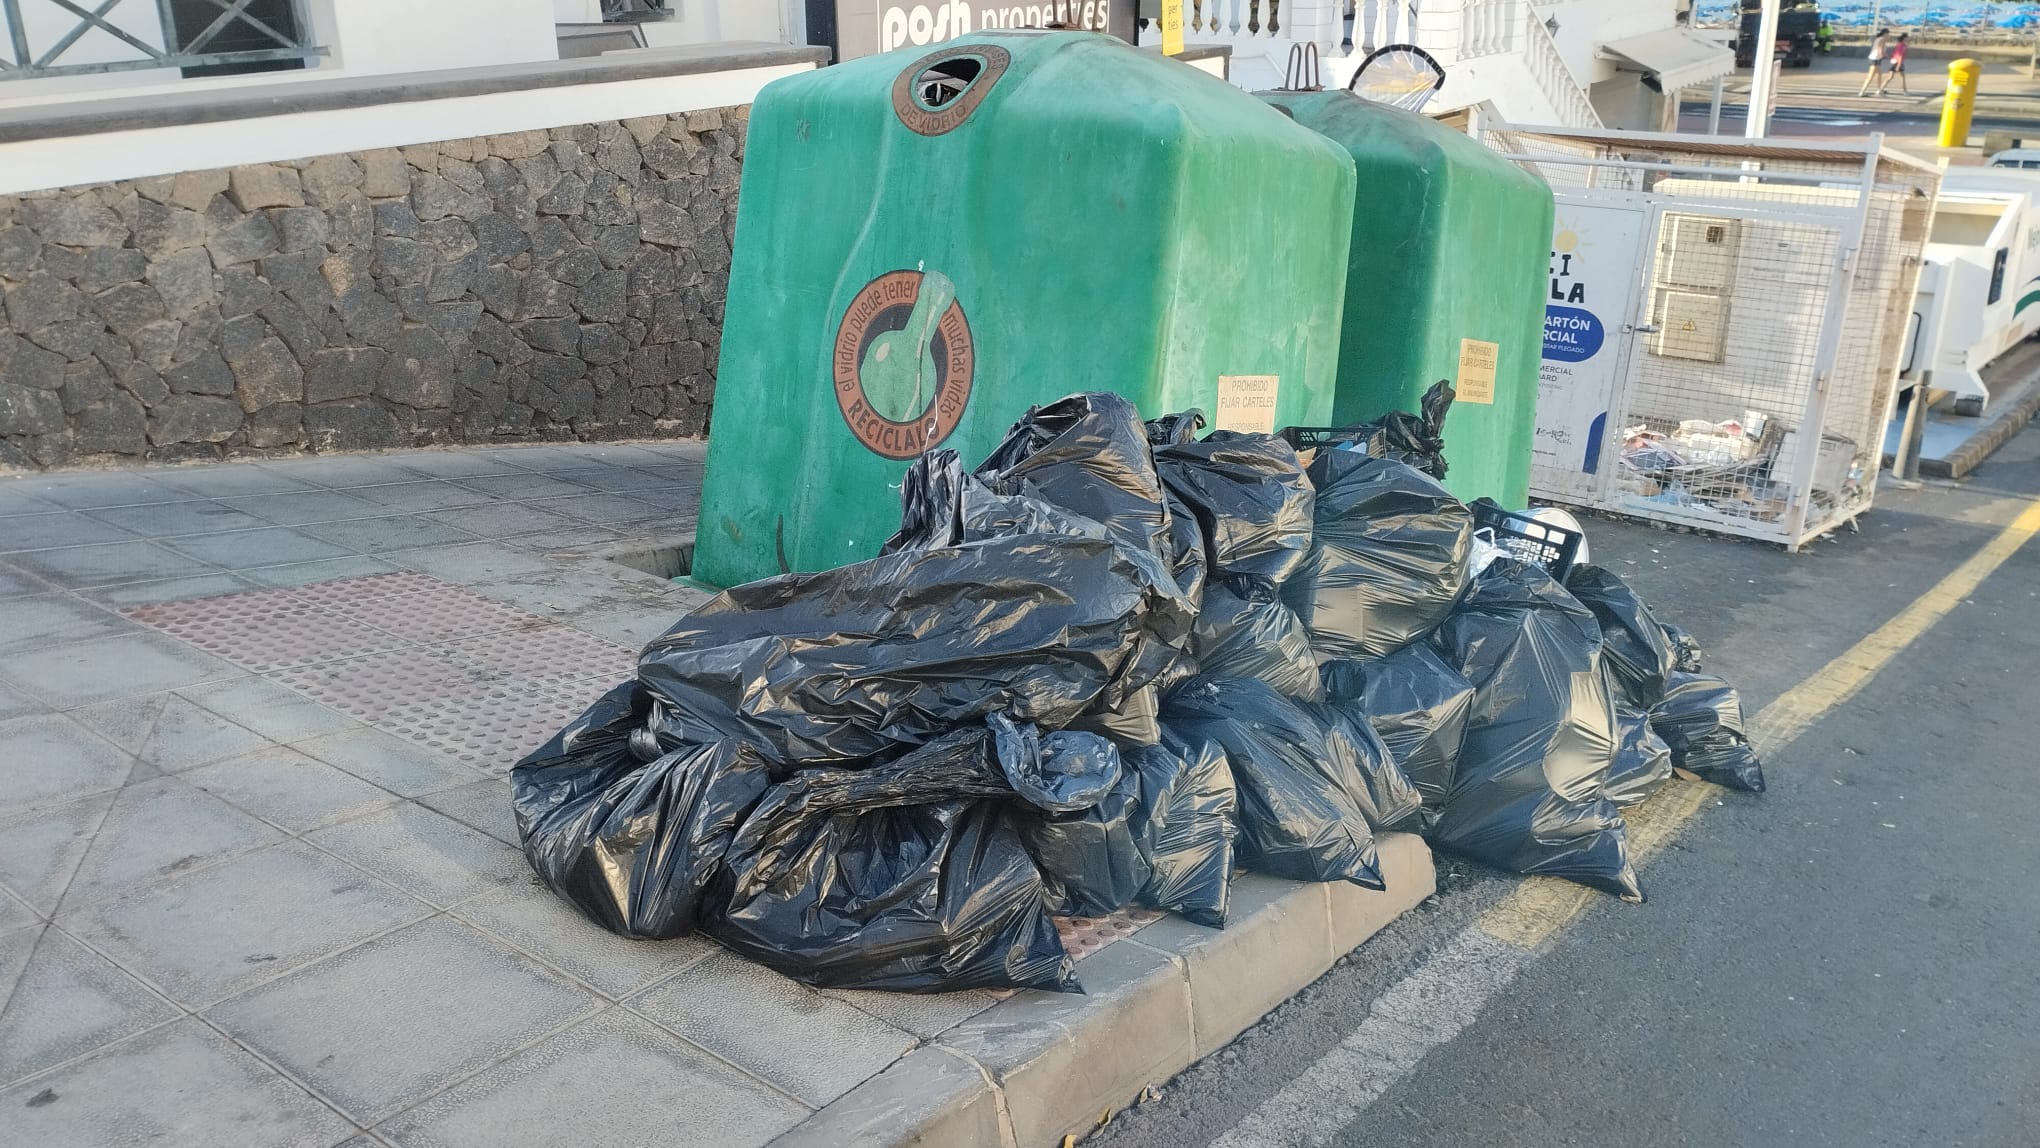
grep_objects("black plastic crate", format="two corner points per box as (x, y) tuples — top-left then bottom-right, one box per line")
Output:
(1471, 502), (1582, 582)
(1277, 425), (1370, 451)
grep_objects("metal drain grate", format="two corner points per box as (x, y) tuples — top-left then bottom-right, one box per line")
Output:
(125, 572), (636, 771)
(1055, 909), (1164, 961)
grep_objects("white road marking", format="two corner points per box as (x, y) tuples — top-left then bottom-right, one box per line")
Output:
(1209, 927), (1529, 1148)
(1207, 496), (2040, 1148)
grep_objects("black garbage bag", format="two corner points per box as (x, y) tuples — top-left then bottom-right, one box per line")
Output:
(1160, 677), (1386, 888)
(988, 714), (1123, 813)
(1603, 705), (1674, 807)
(512, 682), (773, 939)
(1153, 431), (1316, 585)
(1428, 560), (1641, 901)
(1011, 745), (1152, 917)
(1661, 622), (1705, 673)
(882, 447), (970, 554)
(1653, 671), (1767, 793)
(638, 532), (1194, 766)
(1565, 565), (1763, 795)
(1565, 565), (1678, 705)
(1143, 410), (1214, 600)
(1322, 644), (1474, 829)
(973, 392), (1174, 565)
(1146, 409), (1206, 447)
(1286, 453), (1472, 660)
(1066, 684), (1161, 747)
(1302, 698), (1424, 831)
(1330, 380), (1454, 479)
(882, 449), (1107, 555)
(881, 446), (1193, 706)
(1564, 567), (1680, 807)
(1191, 579), (1323, 701)
(992, 716), (1151, 914)
(1126, 732), (1238, 927)
(709, 727), (1078, 993)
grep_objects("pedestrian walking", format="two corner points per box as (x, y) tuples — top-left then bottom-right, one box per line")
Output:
(1878, 33), (1910, 96)
(1858, 27), (1890, 97)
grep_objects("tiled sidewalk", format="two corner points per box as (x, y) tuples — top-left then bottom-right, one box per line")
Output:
(0, 442), (1435, 1148)
(0, 442), (894, 1147)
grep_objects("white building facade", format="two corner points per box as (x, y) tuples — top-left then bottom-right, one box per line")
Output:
(1147, 0), (1733, 132)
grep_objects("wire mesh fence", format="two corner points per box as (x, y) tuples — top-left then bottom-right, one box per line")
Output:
(1482, 127), (1939, 547)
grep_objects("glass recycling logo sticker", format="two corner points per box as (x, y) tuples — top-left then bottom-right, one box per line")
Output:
(833, 268), (975, 459)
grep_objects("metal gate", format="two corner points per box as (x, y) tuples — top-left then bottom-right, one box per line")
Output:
(1486, 126), (1939, 547)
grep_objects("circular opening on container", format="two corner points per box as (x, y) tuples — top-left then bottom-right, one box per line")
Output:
(892, 43), (1010, 136)
(914, 54), (986, 111)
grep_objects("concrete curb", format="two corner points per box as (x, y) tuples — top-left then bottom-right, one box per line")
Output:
(767, 833), (1437, 1148)
(1926, 377), (2040, 479)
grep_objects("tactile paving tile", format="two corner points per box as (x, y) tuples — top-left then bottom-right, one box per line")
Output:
(439, 628), (638, 689)
(284, 570), (443, 606)
(125, 585), (311, 627)
(1055, 908), (1165, 962)
(126, 589), (409, 672)
(124, 570), (637, 759)
(379, 680), (619, 770)
(270, 647), (481, 721)
(328, 582), (546, 645)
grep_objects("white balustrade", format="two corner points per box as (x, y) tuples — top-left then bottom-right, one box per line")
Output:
(1522, 5), (1602, 127)
(1151, 0), (1599, 131)
(1181, 0), (1345, 57)
(1456, 0), (1519, 59)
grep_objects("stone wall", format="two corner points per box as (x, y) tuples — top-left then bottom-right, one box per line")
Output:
(0, 107), (745, 469)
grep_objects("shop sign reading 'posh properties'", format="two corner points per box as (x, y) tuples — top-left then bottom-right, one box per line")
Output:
(830, 1), (1135, 60)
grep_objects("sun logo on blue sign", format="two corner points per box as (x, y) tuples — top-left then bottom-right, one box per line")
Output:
(1546, 215), (1604, 362)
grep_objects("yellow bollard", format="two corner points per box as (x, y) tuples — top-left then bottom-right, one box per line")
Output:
(1939, 58), (1982, 149)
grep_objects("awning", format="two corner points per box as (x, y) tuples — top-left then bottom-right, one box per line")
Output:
(1598, 27), (1734, 93)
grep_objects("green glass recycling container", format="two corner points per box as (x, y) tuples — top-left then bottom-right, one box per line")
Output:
(1260, 89), (1554, 507)
(693, 31), (1356, 588)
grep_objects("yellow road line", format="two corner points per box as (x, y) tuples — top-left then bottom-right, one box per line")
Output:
(1748, 497), (2040, 749)
(1479, 498), (2040, 951)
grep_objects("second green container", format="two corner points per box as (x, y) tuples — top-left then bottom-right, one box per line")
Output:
(693, 32), (1356, 589)
(1260, 90), (1554, 508)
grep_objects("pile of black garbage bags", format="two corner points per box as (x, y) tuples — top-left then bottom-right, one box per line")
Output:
(511, 388), (1765, 994)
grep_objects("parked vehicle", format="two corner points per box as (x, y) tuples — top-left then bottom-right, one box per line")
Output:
(1903, 167), (2040, 415)
(1732, 0), (1820, 68)
(1988, 148), (2040, 170)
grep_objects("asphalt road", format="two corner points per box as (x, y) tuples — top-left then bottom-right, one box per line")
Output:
(1676, 104), (2040, 139)
(1088, 425), (2040, 1147)
(1673, 50), (2040, 143)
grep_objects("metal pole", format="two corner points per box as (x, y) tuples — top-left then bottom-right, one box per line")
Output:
(1746, 0), (1782, 138)
(1783, 136), (1881, 546)
(1709, 72), (1725, 135)
(1891, 376), (1928, 483)
(2, 0), (35, 73)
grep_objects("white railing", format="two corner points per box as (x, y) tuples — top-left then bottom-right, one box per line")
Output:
(1181, 0), (1346, 61)
(1350, 0), (1411, 55)
(1456, 0), (1519, 59)
(1523, 6), (1602, 128)
(1158, 0), (1601, 131)
(1168, 0), (1536, 73)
